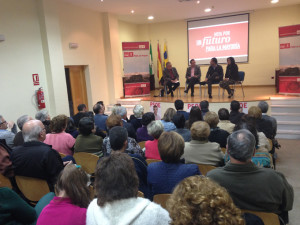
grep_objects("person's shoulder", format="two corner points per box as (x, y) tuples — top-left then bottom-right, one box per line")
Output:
(148, 161), (162, 170)
(206, 166), (224, 177)
(145, 200), (170, 219)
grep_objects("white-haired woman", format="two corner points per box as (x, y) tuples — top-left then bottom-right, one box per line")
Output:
(145, 120), (164, 160)
(130, 105), (144, 131)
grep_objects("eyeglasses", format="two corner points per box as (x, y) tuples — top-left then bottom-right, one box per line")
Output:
(0, 121), (7, 125)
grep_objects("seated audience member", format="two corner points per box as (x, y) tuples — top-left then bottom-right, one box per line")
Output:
(109, 127), (149, 198)
(73, 104), (88, 127)
(96, 101), (108, 116)
(0, 141), (14, 177)
(217, 108), (235, 134)
(37, 164), (90, 225)
(93, 103), (108, 132)
(173, 114), (191, 142)
(147, 132), (200, 197)
(74, 117), (103, 157)
(65, 118), (79, 138)
(137, 112), (155, 142)
(207, 129), (294, 223)
(183, 121), (224, 166)
(44, 115), (76, 156)
(113, 106), (136, 139)
(145, 121), (164, 160)
(204, 112), (229, 148)
(0, 187), (37, 225)
(162, 62), (180, 97)
(167, 176), (246, 225)
(153, 105), (161, 120)
(200, 100), (209, 118)
(184, 59), (201, 97)
(258, 101), (277, 138)
(248, 106), (273, 139)
(13, 115), (32, 147)
(186, 106), (203, 129)
(87, 152), (170, 225)
(0, 115), (17, 148)
(229, 100), (244, 124)
(130, 104), (144, 131)
(219, 57), (239, 98)
(11, 120), (64, 191)
(161, 108), (176, 132)
(35, 109), (51, 133)
(103, 115), (143, 156)
(174, 99), (189, 120)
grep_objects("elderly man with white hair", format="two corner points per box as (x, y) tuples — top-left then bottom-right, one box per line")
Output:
(13, 115), (33, 147)
(112, 106), (136, 140)
(0, 115), (17, 148)
(258, 101), (277, 138)
(130, 105), (144, 131)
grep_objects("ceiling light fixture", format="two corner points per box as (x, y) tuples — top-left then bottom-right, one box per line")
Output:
(196, 1), (200, 4)
(148, 16), (154, 20)
(204, 8), (211, 12)
(271, 0), (279, 3)
(131, 10), (135, 14)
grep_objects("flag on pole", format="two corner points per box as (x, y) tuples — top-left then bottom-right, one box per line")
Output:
(149, 42), (153, 75)
(157, 42), (163, 82)
(163, 42), (168, 68)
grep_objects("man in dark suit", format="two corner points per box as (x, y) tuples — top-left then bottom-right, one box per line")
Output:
(162, 62), (180, 97)
(184, 59), (201, 97)
(229, 100), (244, 125)
(73, 104), (88, 127)
(201, 57), (224, 98)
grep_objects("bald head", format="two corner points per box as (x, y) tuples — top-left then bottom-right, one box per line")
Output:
(22, 120), (46, 142)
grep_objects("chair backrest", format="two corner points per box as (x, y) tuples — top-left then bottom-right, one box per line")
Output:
(15, 176), (50, 203)
(59, 152), (66, 158)
(138, 141), (146, 149)
(221, 147), (226, 154)
(242, 210), (280, 225)
(153, 194), (171, 209)
(197, 164), (216, 176)
(238, 71), (245, 82)
(268, 139), (273, 151)
(138, 191), (144, 198)
(73, 152), (99, 174)
(146, 159), (162, 165)
(0, 173), (12, 188)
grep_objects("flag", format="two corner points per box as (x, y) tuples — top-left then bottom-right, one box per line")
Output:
(149, 42), (153, 75)
(163, 42), (168, 68)
(157, 42), (163, 82)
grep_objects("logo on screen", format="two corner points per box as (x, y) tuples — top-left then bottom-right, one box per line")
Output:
(139, 45), (145, 49)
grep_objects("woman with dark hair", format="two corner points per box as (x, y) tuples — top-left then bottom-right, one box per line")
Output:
(220, 57), (239, 98)
(65, 118), (79, 138)
(186, 106), (203, 129)
(137, 112), (155, 142)
(37, 164), (90, 225)
(86, 152), (170, 225)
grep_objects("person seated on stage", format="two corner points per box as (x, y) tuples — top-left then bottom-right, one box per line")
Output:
(183, 121), (224, 167)
(174, 99), (189, 120)
(130, 104), (144, 131)
(184, 59), (201, 97)
(93, 103), (108, 132)
(217, 108), (235, 134)
(153, 105), (161, 120)
(162, 62), (180, 97)
(172, 114), (191, 142)
(258, 101), (277, 138)
(185, 106), (203, 129)
(220, 57), (239, 98)
(137, 112), (155, 142)
(201, 57), (224, 98)
(13, 115), (32, 147)
(73, 104), (88, 127)
(204, 112), (230, 148)
(112, 106), (136, 140)
(35, 109), (51, 134)
(0, 115), (17, 148)
(145, 120), (164, 160)
(161, 108), (177, 132)
(229, 100), (244, 125)
(103, 115), (143, 157)
(207, 129), (294, 224)
(200, 100), (209, 118)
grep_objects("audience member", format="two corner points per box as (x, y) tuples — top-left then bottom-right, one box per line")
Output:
(130, 104), (144, 131)
(65, 117), (79, 138)
(0, 141), (14, 177)
(103, 115), (143, 156)
(93, 103), (108, 132)
(186, 106), (203, 129)
(145, 120), (164, 160)
(72, 104), (88, 127)
(87, 152), (170, 225)
(113, 106), (136, 139)
(37, 164), (90, 225)
(200, 100), (209, 118)
(220, 57), (239, 98)
(217, 108), (235, 134)
(167, 176), (245, 225)
(162, 62), (180, 97)
(229, 100), (244, 124)
(44, 115), (76, 156)
(0, 115), (16, 148)
(183, 121), (224, 166)
(11, 120), (64, 191)
(258, 101), (277, 138)
(161, 108), (176, 131)
(153, 105), (161, 120)
(96, 101), (107, 116)
(137, 112), (155, 142)
(204, 111), (229, 148)
(207, 129), (294, 223)
(147, 132), (200, 197)
(13, 115), (32, 147)
(172, 114), (191, 142)
(35, 109), (51, 133)
(184, 59), (201, 97)
(174, 99), (189, 120)
(74, 117), (103, 157)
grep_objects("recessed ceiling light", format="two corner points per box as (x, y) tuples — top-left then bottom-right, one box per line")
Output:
(131, 10), (135, 14)
(100, 0), (103, 2)
(196, 1), (200, 4)
(271, 0), (279, 3)
(204, 8), (211, 12)
(148, 16), (154, 20)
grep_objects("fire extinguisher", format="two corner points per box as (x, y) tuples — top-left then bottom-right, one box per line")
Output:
(37, 87), (46, 109)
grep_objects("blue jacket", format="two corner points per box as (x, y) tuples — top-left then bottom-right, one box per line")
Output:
(94, 114), (108, 131)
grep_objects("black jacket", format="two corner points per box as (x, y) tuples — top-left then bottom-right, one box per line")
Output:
(229, 111), (245, 125)
(225, 64), (239, 81)
(206, 65), (224, 80)
(163, 67), (179, 83)
(208, 127), (230, 148)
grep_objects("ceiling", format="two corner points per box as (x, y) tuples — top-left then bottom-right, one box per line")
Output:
(63, 0), (300, 24)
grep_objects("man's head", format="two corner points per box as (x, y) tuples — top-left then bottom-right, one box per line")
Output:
(166, 62), (172, 70)
(174, 99), (184, 111)
(77, 104), (87, 112)
(22, 120), (46, 142)
(210, 57), (218, 66)
(204, 111), (219, 128)
(258, 101), (269, 114)
(17, 115), (33, 131)
(227, 129), (256, 163)
(0, 115), (8, 130)
(172, 113), (186, 129)
(93, 104), (101, 115)
(218, 108), (230, 121)
(230, 100), (240, 112)
(112, 106), (127, 120)
(35, 109), (50, 122)
(109, 126), (128, 152)
(200, 100), (209, 111)
(97, 101), (105, 112)
(79, 117), (94, 136)
(190, 59), (196, 67)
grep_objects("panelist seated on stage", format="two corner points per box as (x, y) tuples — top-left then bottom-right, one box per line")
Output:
(184, 59), (201, 97)
(162, 62), (180, 97)
(220, 57), (239, 98)
(201, 57), (224, 99)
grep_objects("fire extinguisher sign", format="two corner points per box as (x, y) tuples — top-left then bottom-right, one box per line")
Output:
(32, 74), (39, 86)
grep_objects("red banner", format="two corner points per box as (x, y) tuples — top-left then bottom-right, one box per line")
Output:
(122, 42), (149, 50)
(124, 82), (150, 97)
(279, 76), (300, 94)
